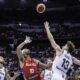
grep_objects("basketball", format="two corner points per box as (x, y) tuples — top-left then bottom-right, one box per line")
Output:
(36, 3), (46, 13)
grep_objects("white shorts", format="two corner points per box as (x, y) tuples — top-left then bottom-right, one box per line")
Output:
(51, 73), (65, 80)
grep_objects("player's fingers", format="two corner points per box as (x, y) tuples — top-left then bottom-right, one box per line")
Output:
(26, 36), (30, 40)
(44, 21), (47, 25)
(29, 39), (32, 42)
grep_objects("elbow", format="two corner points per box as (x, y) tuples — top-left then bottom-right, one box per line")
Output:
(16, 47), (19, 52)
(16, 46), (21, 51)
(16, 47), (21, 54)
(16, 46), (19, 50)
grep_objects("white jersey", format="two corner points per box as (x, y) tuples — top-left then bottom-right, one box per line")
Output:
(52, 50), (72, 79)
(43, 69), (52, 80)
(0, 67), (6, 80)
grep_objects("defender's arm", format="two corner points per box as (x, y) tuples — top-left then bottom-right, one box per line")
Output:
(44, 21), (61, 52)
(72, 57), (80, 65)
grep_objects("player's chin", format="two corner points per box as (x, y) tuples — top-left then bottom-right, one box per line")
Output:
(24, 55), (27, 58)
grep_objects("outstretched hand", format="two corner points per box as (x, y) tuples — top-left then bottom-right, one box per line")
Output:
(24, 36), (32, 43)
(44, 21), (50, 29)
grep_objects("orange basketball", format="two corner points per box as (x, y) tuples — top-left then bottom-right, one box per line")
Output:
(36, 3), (46, 13)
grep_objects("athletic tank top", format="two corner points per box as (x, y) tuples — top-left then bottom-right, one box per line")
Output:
(52, 50), (72, 78)
(0, 67), (5, 80)
(23, 58), (41, 80)
(43, 69), (52, 80)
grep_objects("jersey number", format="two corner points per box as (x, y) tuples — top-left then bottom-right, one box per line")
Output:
(61, 58), (69, 70)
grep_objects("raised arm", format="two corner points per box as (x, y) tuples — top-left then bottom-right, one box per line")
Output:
(16, 36), (31, 62)
(72, 57), (80, 65)
(10, 71), (20, 80)
(5, 69), (11, 80)
(44, 21), (61, 52)
(5, 69), (20, 80)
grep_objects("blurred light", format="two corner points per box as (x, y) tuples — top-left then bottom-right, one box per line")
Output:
(19, 23), (22, 26)
(20, 0), (26, 4)
(0, 0), (4, 3)
(43, 0), (47, 2)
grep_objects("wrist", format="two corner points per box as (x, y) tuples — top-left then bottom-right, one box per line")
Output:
(24, 40), (28, 44)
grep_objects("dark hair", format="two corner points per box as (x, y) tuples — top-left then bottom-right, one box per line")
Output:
(67, 41), (75, 53)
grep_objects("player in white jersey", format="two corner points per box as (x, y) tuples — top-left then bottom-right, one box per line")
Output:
(0, 56), (20, 80)
(44, 21), (80, 80)
(41, 58), (53, 80)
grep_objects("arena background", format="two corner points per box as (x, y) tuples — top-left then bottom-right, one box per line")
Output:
(0, 0), (80, 80)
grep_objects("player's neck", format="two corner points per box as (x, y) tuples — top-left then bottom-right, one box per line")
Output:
(26, 56), (31, 61)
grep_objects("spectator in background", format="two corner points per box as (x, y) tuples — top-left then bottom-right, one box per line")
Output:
(41, 58), (53, 80)
(0, 56), (19, 80)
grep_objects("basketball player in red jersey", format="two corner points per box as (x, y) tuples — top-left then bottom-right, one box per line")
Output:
(16, 36), (52, 80)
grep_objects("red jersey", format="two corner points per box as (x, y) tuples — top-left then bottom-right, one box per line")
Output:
(23, 58), (41, 80)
